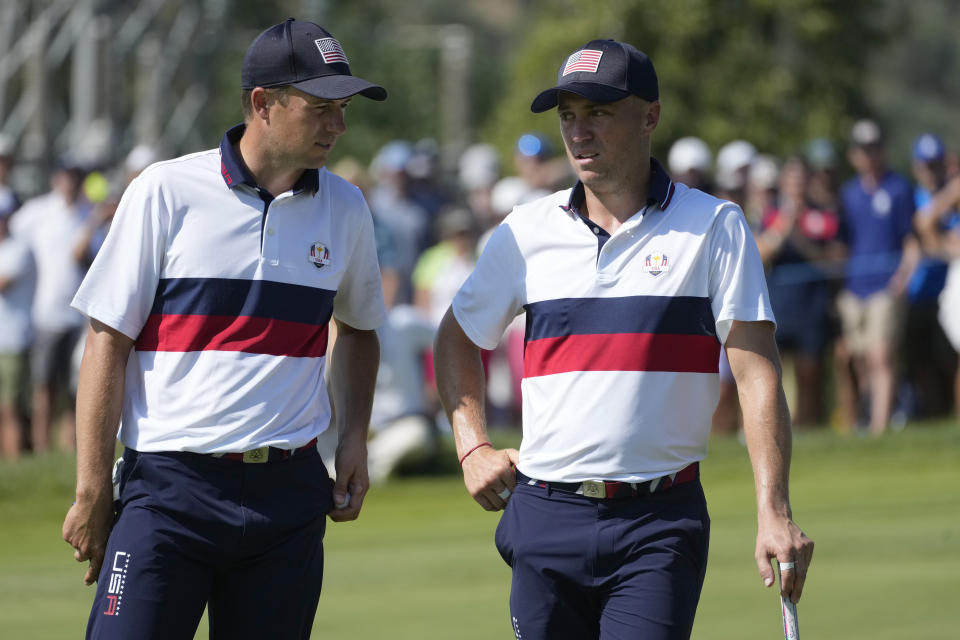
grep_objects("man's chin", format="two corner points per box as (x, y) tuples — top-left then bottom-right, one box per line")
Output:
(304, 152), (329, 170)
(577, 172), (608, 190)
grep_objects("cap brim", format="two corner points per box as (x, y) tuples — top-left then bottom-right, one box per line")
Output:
(530, 83), (630, 113)
(292, 75), (387, 101)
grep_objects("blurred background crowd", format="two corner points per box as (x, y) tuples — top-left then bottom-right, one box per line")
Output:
(4, 123), (960, 479)
(1, 0), (959, 481)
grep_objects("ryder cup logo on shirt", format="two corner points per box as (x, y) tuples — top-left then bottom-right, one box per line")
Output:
(308, 242), (332, 269)
(643, 252), (670, 276)
(562, 49), (603, 76)
(315, 38), (348, 65)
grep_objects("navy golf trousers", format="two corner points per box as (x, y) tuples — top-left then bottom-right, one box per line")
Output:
(495, 472), (710, 640)
(85, 445), (334, 640)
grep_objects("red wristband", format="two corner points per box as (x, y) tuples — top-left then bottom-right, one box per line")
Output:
(458, 441), (492, 466)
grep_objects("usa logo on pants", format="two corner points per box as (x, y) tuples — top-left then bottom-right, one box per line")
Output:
(103, 551), (131, 616)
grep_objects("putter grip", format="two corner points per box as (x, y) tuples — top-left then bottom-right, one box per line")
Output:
(778, 565), (800, 640)
(780, 597), (799, 640)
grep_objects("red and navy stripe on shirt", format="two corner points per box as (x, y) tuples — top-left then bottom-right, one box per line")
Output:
(136, 126), (335, 358)
(522, 295), (720, 378)
(523, 158), (715, 378)
(135, 278), (335, 357)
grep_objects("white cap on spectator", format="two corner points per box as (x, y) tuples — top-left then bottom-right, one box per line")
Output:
(125, 144), (159, 174)
(749, 154), (779, 191)
(667, 136), (711, 175)
(490, 176), (549, 217)
(850, 119), (883, 147)
(459, 144), (500, 191)
(715, 139), (757, 190)
(491, 176), (528, 216)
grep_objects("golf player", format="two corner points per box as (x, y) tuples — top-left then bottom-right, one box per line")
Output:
(435, 39), (814, 639)
(62, 19), (386, 639)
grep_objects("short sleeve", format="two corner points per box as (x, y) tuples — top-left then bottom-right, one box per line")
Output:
(451, 222), (525, 350)
(71, 173), (168, 340)
(708, 204), (776, 344)
(332, 197), (387, 331)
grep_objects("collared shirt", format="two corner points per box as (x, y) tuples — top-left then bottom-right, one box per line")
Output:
(220, 123), (319, 197)
(451, 159), (773, 482)
(563, 159), (677, 255)
(72, 125), (386, 453)
(839, 170), (914, 298)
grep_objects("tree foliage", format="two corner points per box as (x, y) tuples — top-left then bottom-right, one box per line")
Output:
(485, 0), (892, 162)
(865, 0), (960, 172)
(205, 0), (959, 173)
(321, 0), (525, 164)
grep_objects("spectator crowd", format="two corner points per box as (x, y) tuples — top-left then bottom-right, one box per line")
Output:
(1, 120), (958, 478)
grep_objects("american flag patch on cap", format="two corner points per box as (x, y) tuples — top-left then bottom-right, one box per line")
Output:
(562, 49), (603, 76)
(315, 38), (348, 64)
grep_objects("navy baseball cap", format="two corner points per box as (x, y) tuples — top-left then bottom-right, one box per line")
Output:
(530, 39), (658, 113)
(242, 19), (386, 101)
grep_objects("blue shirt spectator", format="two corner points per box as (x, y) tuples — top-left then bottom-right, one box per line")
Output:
(907, 133), (960, 302)
(839, 169), (914, 297)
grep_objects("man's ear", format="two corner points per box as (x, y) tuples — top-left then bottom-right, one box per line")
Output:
(645, 100), (661, 134)
(250, 87), (271, 121)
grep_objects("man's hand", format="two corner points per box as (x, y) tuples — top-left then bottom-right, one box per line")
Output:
(329, 430), (369, 522)
(725, 320), (814, 604)
(755, 512), (814, 604)
(435, 310), (517, 512)
(462, 445), (519, 511)
(67, 321), (131, 586)
(326, 319), (378, 523)
(62, 490), (114, 585)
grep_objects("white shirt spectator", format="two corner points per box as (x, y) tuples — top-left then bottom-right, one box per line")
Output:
(11, 192), (91, 331)
(370, 305), (435, 429)
(0, 233), (36, 352)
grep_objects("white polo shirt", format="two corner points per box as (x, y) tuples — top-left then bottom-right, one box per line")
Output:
(11, 191), (91, 332)
(0, 234), (36, 353)
(452, 160), (774, 482)
(72, 125), (386, 453)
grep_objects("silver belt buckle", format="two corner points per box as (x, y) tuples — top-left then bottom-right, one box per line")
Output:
(580, 480), (605, 499)
(242, 446), (270, 463)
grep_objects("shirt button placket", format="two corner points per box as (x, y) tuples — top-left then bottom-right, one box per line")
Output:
(262, 202), (280, 266)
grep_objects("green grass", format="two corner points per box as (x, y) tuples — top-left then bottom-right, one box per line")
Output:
(1, 423), (957, 639)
